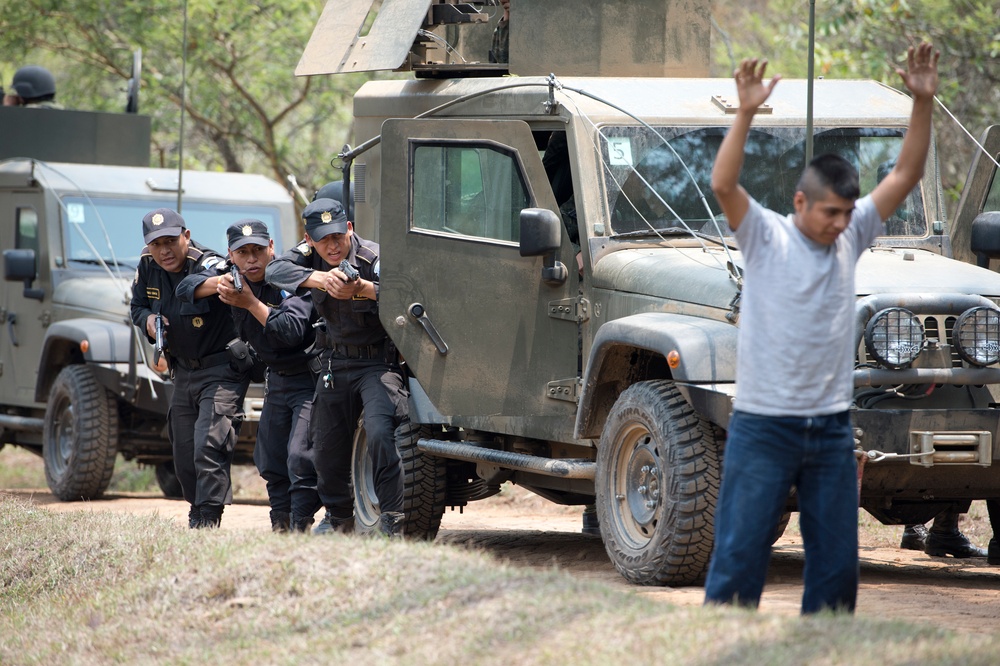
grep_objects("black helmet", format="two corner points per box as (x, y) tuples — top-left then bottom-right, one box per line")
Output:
(313, 181), (354, 205)
(10, 65), (56, 101)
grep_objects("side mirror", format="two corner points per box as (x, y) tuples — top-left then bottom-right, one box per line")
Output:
(3, 248), (44, 301)
(519, 208), (567, 286)
(970, 212), (1000, 269)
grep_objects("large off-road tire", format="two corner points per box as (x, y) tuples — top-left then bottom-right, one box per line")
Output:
(397, 420), (447, 540)
(42, 365), (119, 501)
(596, 379), (722, 586)
(353, 419), (447, 539)
(155, 460), (184, 499)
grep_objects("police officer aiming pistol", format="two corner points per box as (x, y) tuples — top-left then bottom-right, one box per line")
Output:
(266, 198), (409, 538)
(129, 209), (250, 529)
(178, 219), (324, 533)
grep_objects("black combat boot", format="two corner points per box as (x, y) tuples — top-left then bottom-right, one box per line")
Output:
(187, 504), (201, 529)
(313, 510), (355, 535)
(899, 524), (928, 551)
(196, 505), (223, 529)
(270, 510), (291, 533)
(924, 508), (986, 558)
(582, 504), (600, 536)
(379, 511), (405, 539)
(290, 514), (315, 533)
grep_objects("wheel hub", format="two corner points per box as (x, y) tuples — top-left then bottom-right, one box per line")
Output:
(625, 441), (660, 527)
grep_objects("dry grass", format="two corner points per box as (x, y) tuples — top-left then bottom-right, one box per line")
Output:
(2, 496), (999, 666)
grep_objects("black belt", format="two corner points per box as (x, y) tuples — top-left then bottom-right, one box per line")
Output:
(173, 350), (230, 371)
(330, 342), (384, 360)
(273, 365), (311, 377)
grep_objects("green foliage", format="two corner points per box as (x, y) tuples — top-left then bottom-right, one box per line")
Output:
(0, 0), (370, 193)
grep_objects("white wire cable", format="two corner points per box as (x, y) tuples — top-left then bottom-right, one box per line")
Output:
(552, 86), (735, 276)
(935, 95), (1000, 171)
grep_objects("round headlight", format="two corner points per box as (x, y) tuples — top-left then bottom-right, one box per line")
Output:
(864, 307), (925, 369)
(953, 306), (1000, 367)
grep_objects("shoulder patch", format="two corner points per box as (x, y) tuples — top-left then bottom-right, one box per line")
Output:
(202, 255), (224, 271)
(295, 241), (312, 256)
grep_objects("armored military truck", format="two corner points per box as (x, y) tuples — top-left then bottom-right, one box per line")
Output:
(0, 105), (299, 500)
(302, 0), (1000, 585)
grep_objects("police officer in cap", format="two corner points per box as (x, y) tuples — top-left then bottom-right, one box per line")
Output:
(129, 209), (250, 528)
(265, 198), (408, 537)
(177, 219), (324, 532)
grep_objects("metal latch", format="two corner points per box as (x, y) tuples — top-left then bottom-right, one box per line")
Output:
(548, 297), (590, 323)
(909, 431), (992, 467)
(546, 378), (580, 403)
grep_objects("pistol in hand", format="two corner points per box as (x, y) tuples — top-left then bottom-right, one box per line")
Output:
(230, 263), (244, 293)
(153, 314), (166, 365)
(338, 259), (360, 282)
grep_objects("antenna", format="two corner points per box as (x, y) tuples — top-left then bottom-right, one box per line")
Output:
(177, 0), (189, 213)
(805, 0), (816, 164)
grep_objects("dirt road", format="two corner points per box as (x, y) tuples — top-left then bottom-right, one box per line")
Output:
(6, 484), (1000, 635)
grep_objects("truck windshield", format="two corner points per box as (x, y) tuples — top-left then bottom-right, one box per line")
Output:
(603, 126), (925, 239)
(60, 197), (285, 267)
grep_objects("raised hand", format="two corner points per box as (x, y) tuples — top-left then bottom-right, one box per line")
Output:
(734, 58), (781, 112)
(896, 42), (939, 101)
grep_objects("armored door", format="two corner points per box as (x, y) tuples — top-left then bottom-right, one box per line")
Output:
(379, 118), (579, 441)
(0, 191), (48, 406)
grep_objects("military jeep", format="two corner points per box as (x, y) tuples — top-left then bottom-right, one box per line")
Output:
(0, 105), (299, 500)
(303, 0), (1000, 585)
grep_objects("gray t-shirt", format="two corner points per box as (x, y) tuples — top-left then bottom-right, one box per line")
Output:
(732, 195), (883, 417)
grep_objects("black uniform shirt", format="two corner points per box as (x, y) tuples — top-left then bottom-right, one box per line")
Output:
(129, 240), (237, 362)
(265, 234), (386, 347)
(178, 265), (318, 373)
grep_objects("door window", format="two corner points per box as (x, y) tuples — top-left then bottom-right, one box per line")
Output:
(411, 142), (529, 243)
(16, 207), (39, 255)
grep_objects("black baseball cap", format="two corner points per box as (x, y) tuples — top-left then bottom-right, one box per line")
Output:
(142, 208), (185, 244)
(227, 219), (270, 250)
(303, 198), (348, 240)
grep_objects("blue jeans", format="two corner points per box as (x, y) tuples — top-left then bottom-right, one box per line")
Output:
(703, 410), (859, 614)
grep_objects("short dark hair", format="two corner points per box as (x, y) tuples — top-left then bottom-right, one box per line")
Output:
(796, 153), (860, 203)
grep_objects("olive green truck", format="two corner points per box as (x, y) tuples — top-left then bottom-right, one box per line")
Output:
(306, 0), (1000, 586)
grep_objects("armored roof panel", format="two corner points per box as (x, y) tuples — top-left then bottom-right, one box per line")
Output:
(298, 0), (711, 78)
(353, 76), (913, 126)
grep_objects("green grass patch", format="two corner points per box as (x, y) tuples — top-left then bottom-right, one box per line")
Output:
(0, 446), (159, 494)
(0, 446), (265, 499)
(1, 496), (998, 665)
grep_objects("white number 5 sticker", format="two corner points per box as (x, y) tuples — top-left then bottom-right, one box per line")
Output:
(607, 137), (633, 166)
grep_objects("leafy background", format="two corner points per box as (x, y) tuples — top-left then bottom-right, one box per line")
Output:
(2, 0), (997, 205)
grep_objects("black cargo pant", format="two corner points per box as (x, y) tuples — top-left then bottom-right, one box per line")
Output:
(168, 363), (249, 511)
(311, 352), (408, 520)
(255, 369), (322, 521)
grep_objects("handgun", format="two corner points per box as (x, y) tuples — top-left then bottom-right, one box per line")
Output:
(153, 314), (166, 365)
(339, 259), (360, 282)
(230, 263), (244, 292)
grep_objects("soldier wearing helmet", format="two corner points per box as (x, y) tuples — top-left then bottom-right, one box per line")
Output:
(3, 65), (63, 109)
